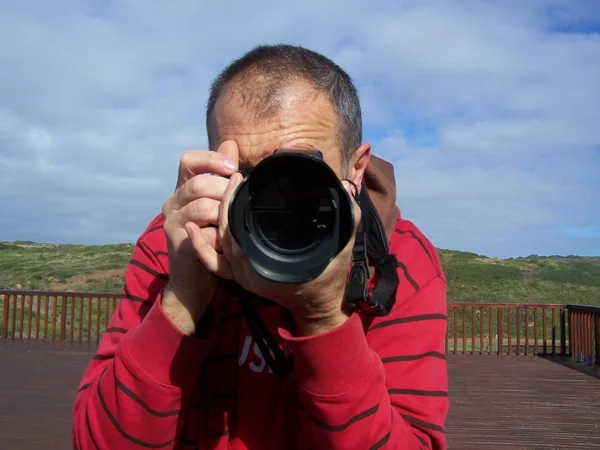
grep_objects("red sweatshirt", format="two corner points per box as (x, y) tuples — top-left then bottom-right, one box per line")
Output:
(72, 210), (448, 450)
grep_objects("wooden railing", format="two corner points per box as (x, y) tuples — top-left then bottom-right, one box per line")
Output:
(1, 290), (598, 364)
(1, 290), (119, 343)
(446, 303), (569, 356)
(568, 304), (600, 366)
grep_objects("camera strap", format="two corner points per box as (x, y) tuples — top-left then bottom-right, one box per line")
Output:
(346, 185), (399, 316)
(225, 281), (294, 378)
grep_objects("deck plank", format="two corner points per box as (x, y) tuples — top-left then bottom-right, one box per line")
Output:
(447, 355), (600, 449)
(1, 341), (599, 449)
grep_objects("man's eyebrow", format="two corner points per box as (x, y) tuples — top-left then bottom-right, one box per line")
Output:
(238, 145), (320, 172)
(277, 144), (318, 151)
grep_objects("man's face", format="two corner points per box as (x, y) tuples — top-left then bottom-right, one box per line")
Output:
(210, 81), (345, 177)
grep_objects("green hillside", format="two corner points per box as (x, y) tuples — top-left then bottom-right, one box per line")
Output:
(1, 242), (599, 305)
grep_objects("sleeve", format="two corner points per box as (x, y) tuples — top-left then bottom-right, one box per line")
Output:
(71, 225), (220, 450)
(280, 276), (449, 450)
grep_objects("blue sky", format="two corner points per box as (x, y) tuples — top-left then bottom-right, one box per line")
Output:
(0, 0), (599, 258)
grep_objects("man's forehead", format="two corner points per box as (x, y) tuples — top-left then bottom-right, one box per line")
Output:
(235, 135), (327, 169)
(215, 95), (336, 143)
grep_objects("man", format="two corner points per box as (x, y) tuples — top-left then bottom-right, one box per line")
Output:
(72, 44), (449, 449)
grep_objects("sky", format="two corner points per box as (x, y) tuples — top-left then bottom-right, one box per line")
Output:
(0, 0), (599, 258)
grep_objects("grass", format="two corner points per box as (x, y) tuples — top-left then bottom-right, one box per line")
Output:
(439, 250), (600, 306)
(1, 241), (599, 305)
(0, 242), (133, 292)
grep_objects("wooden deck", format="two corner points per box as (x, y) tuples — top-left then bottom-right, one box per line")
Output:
(1, 341), (599, 450)
(446, 355), (600, 449)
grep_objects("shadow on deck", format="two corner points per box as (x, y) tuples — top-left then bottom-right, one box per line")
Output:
(1, 341), (599, 450)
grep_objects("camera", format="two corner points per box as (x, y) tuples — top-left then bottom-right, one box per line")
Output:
(228, 149), (355, 284)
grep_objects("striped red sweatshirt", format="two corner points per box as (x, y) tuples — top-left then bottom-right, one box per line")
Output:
(72, 158), (449, 450)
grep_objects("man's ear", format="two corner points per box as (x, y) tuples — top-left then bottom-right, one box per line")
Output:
(348, 143), (371, 193)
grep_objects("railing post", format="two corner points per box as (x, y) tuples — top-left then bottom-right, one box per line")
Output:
(70, 295), (76, 342)
(78, 296), (84, 343)
(453, 307), (457, 355)
(1, 293), (8, 339)
(87, 296), (92, 343)
(594, 311), (600, 366)
(61, 295), (67, 342)
(52, 295), (58, 342)
(516, 307), (521, 355)
(104, 296), (110, 335)
(561, 307), (568, 356)
(551, 308), (556, 356)
(586, 313), (592, 363)
(11, 294), (17, 339)
(27, 294), (33, 340)
(35, 295), (41, 340)
(524, 306), (529, 356)
(96, 297), (101, 342)
(462, 307), (467, 355)
(533, 307), (538, 356)
(479, 307), (484, 355)
(471, 306), (475, 355)
(19, 294), (25, 340)
(488, 306), (492, 355)
(542, 307), (547, 356)
(507, 307), (512, 356)
(497, 308), (503, 355)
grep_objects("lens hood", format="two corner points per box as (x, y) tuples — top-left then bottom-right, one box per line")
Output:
(228, 151), (354, 284)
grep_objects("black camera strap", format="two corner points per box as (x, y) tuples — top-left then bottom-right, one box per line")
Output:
(346, 185), (399, 316)
(239, 297), (294, 377)
(225, 281), (294, 378)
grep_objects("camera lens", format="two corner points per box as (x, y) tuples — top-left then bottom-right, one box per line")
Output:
(228, 151), (354, 284)
(249, 175), (335, 254)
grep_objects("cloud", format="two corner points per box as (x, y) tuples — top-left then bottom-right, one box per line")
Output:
(0, 0), (599, 257)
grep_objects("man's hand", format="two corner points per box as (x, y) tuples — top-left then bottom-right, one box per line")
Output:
(160, 141), (239, 335)
(188, 141), (362, 336)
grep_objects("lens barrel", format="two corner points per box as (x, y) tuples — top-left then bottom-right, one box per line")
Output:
(228, 151), (354, 284)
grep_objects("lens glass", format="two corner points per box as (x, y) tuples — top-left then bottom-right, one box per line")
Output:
(249, 173), (335, 254)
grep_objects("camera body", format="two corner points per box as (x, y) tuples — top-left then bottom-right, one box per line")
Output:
(228, 149), (355, 284)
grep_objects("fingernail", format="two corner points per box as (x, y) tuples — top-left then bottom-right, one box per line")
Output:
(223, 159), (236, 170)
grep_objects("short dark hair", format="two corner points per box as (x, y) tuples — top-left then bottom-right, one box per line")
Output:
(206, 44), (362, 167)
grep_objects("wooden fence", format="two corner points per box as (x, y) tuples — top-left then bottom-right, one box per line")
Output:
(446, 303), (568, 356)
(1, 290), (598, 364)
(1, 290), (119, 343)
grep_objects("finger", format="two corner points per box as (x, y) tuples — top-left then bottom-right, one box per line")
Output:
(199, 226), (222, 253)
(341, 180), (362, 232)
(185, 222), (233, 280)
(169, 174), (230, 211)
(218, 171), (243, 247)
(175, 149), (238, 189)
(175, 197), (221, 228)
(216, 140), (239, 170)
(342, 179), (358, 199)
